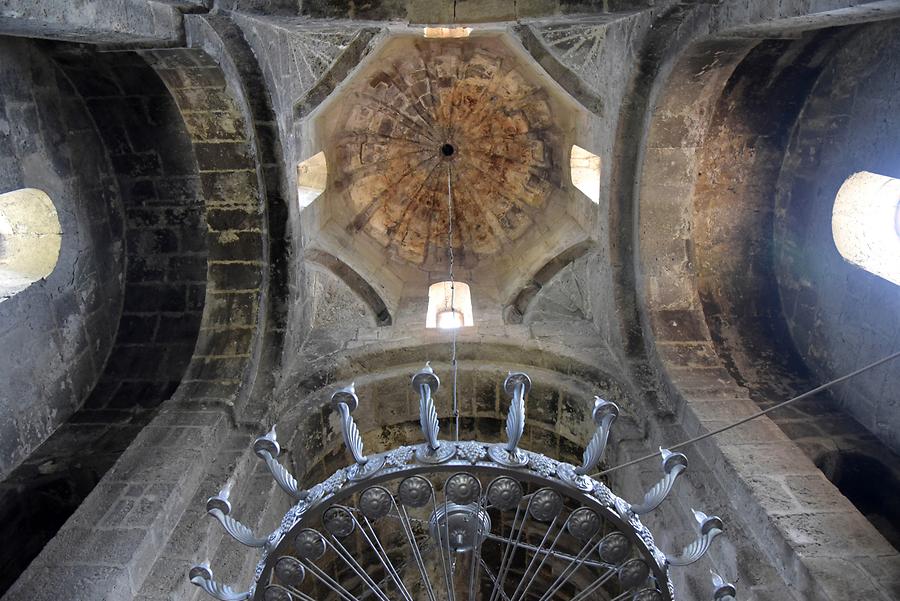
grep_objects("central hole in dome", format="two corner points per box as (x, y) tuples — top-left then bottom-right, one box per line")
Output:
(441, 143), (455, 157)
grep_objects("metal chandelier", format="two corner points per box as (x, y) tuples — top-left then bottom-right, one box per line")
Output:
(188, 365), (736, 601)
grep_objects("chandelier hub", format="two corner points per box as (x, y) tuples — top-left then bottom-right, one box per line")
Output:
(429, 502), (491, 553)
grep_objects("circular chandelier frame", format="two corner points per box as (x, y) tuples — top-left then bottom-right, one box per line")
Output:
(189, 368), (736, 601)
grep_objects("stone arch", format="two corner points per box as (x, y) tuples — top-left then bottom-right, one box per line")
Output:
(3, 25), (290, 600)
(503, 240), (593, 324)
(305, 249), (392, 326)
(627, 15), (900, 600)
(0, 188), (62, 300)
(132, 44), (273, 413)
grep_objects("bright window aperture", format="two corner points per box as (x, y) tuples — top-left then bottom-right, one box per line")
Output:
(0, 188), (62, 301)
(426, 281), (474, 329)
(832, 171), (900, 286)
(297, 151), (327, 209)
(570, 144), (601, 204)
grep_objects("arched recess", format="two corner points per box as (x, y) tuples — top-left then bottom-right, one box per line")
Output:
(57, 50), (210, 412)
(305, 249), (392, 326)
(773, 21), (900, 455)
(503, 240), (593, 324)
(631, 19), (900, 600)
(1, 23), (289, 601)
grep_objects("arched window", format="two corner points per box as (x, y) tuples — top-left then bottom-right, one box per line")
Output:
(0, 188), (62, 301)
(832, 171), (900, 285)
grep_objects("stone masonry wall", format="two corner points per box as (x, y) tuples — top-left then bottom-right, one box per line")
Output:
(634, 19), (900, 600)
(3, 33), (275, 599)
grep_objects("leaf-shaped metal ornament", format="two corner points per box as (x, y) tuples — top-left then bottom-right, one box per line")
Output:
(503, 372), (529, 453)
(206, 482), (269, 548)
(331, 383), (385, 480)
(412, 363), (454, 463)
(189, 565), (251, 601)
(666, 509), (724, 566)
(253, 425), (308, 500)
(574, 397), (619, 476)
(413, 363), (441, 451)
(629, 448), (688, 514)
(711, 570), (737, 600)
(489, 372), (531, 466)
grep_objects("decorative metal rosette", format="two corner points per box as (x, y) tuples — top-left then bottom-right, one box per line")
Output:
(190, 369), (733, 601)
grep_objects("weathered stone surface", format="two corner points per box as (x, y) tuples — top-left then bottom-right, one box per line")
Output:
(333, 37), (562, 268)
(2, 3), (900, 601)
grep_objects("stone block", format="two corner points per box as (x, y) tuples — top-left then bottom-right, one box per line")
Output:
(742, 475), (803, 515)
(857, 556), (900, 600)
(687, 398), (760, 421)
(4, 564), (131, 601)
(652, 309), (708, 342)
(193, 142), (253, 171)
(698, 417), (789, 445)
(720, 441), (819, 477)
(206, 207), (259, 231)
(804, 557), (894, 601)
(208, 261), (263, 290)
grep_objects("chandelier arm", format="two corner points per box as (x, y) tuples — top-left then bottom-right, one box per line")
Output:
(419, 382), (441, 450)
(666, 510), (724, 566)
(189, 566), (251, 601)
(253, 426), (310, 500)
(666, 529), (722, 566)
(711, 570), (738, 600)
(190, 577), (249, 601)
(503, 373), (528, 454)
(257, 449), (307, 500)
(207, 508), (270, 548)
(573, 397), (619, 476)
(335, 398), (368, 466)
(629, 448), (688, 515)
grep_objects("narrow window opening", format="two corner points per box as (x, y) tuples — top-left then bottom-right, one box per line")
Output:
(423, 27), (472, 39)
(426, 281), (474, 329)
(297, 151), (327, 210)
(0, 188), (62, 301)
(569, 144), (601, 204)
(832, 171), (900, 285)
